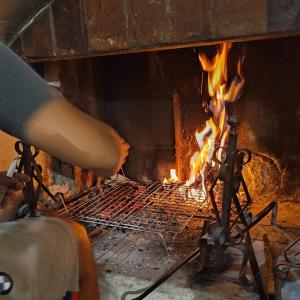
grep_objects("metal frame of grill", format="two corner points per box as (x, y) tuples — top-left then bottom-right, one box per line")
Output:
(58, 178), (209, 254)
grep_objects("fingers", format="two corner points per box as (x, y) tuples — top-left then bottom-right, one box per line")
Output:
(10, 173), (30, 191)
(10, 182), (24, 191)
(119, 144), (129, 168)
(1, 174), (28, 206)
(123, 141), (130, 151)
(13, 173), (30, 183)
(0, 175), (19, 186)
(111, 131), (130, 159)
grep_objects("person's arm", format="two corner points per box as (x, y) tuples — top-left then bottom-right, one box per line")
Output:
(24, 91), (129, 176)
(0, 42), (129, 176)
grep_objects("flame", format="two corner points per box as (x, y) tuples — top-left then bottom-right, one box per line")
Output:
(199, 43), (231, 98)
(163, 168), (179, 184)
(164, 42), (245, 201)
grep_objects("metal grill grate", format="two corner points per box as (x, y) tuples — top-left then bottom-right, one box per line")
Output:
(58, 178), (209, 250)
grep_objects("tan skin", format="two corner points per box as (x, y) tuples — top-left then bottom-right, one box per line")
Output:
(24, 93), (130, 177)
(0, 173), (100, 300)
(0, 173), (30, 222)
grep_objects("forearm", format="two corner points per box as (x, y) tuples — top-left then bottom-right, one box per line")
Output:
(23, 94), (122, 174)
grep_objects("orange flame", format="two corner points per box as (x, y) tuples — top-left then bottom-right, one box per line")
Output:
(199, 43), (231, 98)
(164, 42), (245, 200)
(163, 168), (179, 184)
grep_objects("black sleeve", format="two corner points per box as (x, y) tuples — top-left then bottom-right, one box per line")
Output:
(0, 42), (52, 140)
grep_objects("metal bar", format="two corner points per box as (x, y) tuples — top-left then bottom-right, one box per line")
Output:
(221, 119), (237, 239)
(263, 234), (276, 300)
(32, 173), (57, 203)
(232, 193), (269, 300)
(209, 176), (221, 225)
(228, 174), (252, 234)
(232, 201), (277, 239)
(7, 0), (56, 47)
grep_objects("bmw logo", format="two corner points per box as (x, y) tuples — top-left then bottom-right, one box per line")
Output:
(0, 272), (13, 295)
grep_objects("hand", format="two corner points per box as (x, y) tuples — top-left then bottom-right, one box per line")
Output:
(0, 173), (30, 208)
(110, 129), (130, 174)
(93, 128), (130, 177)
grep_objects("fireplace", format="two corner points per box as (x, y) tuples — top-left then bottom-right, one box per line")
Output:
(0, 1), (300, 299)
(13, 35), (295, 300)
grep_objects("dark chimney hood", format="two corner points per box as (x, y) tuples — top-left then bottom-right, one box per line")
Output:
(1, 0), (300, 61)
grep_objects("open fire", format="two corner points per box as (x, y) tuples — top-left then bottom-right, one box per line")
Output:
(164, 43), (245, 200)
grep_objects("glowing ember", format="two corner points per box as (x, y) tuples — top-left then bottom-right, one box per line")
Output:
(164, 42), (245, 201)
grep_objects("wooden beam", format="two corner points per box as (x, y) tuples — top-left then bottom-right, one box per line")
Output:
(173, 93), (183, 182)
(7, 0), (300, 60)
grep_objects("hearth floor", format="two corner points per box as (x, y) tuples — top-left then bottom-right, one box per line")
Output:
(93, 230), (260, 300)
(91, 199), (300, 300)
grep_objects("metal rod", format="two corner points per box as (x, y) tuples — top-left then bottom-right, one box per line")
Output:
(220, 115), (238, 239)
(232, 201), (277, 239)
(32, 173), (57, 203)
(232, 193), (269, 300)
(209, 176), (221, 225)
(228, 174), (252, 235)
(7, 0), (56, 47)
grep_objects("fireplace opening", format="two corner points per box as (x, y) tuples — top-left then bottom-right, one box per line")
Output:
(0, 34), (299, 299)
(23, 35), (298, 202)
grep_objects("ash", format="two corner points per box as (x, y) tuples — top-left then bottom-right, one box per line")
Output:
(91, 216), (203, 281)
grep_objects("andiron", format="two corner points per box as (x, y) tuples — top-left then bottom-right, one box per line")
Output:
(198, 113), (277, 300)
(15, 141), (57, 216)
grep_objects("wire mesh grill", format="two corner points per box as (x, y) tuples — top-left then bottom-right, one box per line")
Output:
(58, 179), (208, 245)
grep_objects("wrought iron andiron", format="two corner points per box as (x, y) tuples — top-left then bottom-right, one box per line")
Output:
(199, 113), (277, 300)
(15, 141), (57, 216)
